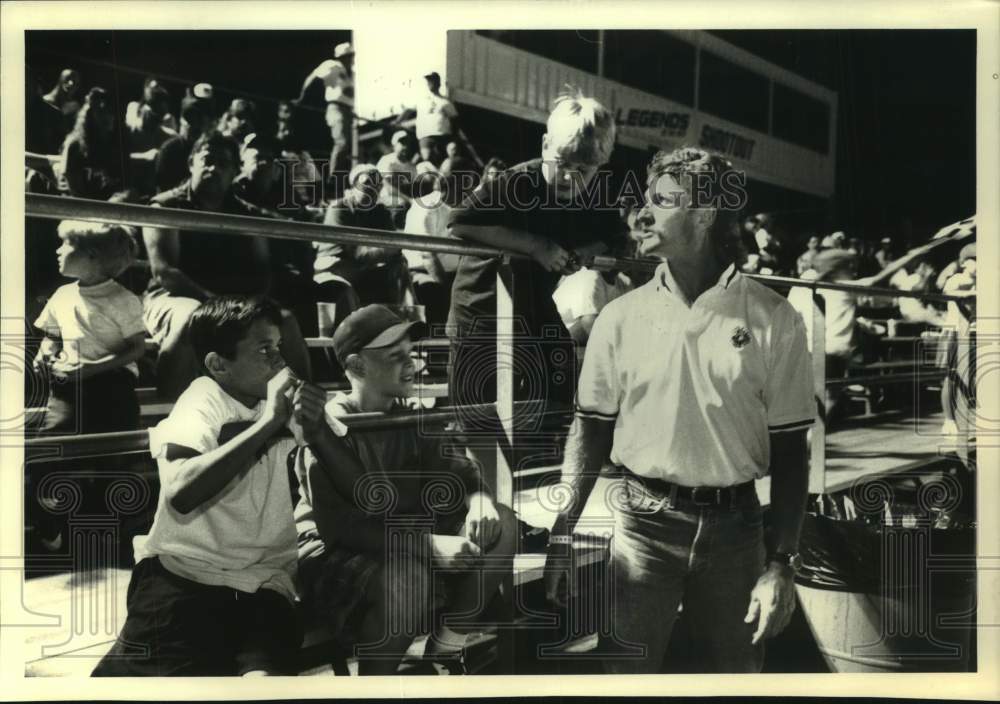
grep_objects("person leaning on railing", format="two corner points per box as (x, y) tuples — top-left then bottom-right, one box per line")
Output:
(446, 86), (627, 417)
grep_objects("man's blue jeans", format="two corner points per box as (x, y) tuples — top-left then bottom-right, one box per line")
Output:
(604, 473), (767, 673)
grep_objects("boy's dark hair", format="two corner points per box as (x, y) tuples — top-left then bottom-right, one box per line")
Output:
(188, 129), (239, 167)
(188, 296), (283, 371)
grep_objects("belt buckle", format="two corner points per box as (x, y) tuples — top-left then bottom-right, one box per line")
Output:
(691, 487), (721, 506)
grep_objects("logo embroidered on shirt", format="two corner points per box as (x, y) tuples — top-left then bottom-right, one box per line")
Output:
(731, 326), (752, 349)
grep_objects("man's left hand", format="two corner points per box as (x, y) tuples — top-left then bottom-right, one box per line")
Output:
(744, 564), (797, 644)
(465, 492), (501, 550)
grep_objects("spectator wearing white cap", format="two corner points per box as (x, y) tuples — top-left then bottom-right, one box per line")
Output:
(297, 42), (355, 177)
(375, 129), (416, 229)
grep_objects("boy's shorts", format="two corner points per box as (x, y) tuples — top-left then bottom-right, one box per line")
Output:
(92, 557), (302, 676)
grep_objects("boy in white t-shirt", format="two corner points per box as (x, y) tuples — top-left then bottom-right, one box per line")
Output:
(32, 220), (145, 434)
(92, 296), (335, 676)
(30, 219), (146, 551)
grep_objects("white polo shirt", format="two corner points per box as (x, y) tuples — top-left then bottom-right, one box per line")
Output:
(576, 262), (815, 487)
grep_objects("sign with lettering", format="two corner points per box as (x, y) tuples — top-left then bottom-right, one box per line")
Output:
(699, 124), (756, 161)
(614, 108), (690, 138)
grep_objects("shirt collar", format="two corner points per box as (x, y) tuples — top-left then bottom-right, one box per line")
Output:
(655, 261), (738, 296)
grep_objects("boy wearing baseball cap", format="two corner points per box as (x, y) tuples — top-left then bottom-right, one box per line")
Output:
(293, 304), (515, 675)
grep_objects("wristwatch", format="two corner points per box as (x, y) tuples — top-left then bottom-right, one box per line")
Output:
(767, 551), (803, 573)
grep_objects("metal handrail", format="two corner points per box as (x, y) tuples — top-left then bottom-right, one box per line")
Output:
(24, 400), (573, 461)
(25, 194), (973, 304)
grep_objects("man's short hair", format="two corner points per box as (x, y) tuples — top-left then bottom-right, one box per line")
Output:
(349, 163), (381, 186)
(188, 130), (239, 167)
(57, 219), (138, 278)
(546, 85), (616, 165)
(647, 147), (745, 266)
(187, 296), (283, 370)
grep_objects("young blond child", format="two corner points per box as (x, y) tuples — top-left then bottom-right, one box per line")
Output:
(33, 219), (145, 434)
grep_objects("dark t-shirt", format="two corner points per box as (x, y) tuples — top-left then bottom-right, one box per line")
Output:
(148, 183), (269, 296)
(314, 193), (400, 285)
(293, 393), (488, 557)
(232, 175), (315, 281)
(59, 136), (126, 200)
(446, 158), (627, 337)
(154, 134), (194, 194)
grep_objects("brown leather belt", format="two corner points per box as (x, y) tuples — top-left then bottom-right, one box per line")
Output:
(620, 466), (757, 509)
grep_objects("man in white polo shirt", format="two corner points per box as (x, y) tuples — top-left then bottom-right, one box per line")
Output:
(543, 147), (815, 673)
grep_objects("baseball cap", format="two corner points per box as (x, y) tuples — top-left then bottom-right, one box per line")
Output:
(880, 237), (892, 245)
(959, 243), (976, 263)
(391, 130), (409, 147)
(334, 42), (354, 58)
(192, 83), (214, 100)
(181, 85), (215, 123)
(424, 71), (441, 81)
(332, 305), (426, 365)
(812, 248), (856, 280)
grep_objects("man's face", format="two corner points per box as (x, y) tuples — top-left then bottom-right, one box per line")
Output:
(540, 134), (601, 204)
(241, 146), (277, 193)
(393, 140), (409, 159)
(808, 236), (820, 250)
(419, 141), (436, 163)
(225, 112), (253, 141)
(277, 103), (292, 122)
(59, 70), (80, 97)
(632, 171), (702, 260)
(352, 170), (382, 203)
(357, 337), (418, 398)
(212, 319), (286, 401)
(190, 145), (237, 200)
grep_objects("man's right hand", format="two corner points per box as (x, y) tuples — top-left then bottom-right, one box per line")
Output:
(262, 367), (298, 429)
(530, 239), (579, 275)
(428, 534), (482, 570)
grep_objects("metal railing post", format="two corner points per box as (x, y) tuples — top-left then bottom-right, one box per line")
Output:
(494, 257), (515, 508)
(810, 290), (827, 494)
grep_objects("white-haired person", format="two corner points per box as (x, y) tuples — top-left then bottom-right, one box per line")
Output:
(446, 86), (628, 457)
(30, 219), (145, 550)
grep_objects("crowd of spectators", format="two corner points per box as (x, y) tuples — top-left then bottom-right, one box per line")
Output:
(22, 57), (977, 676)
